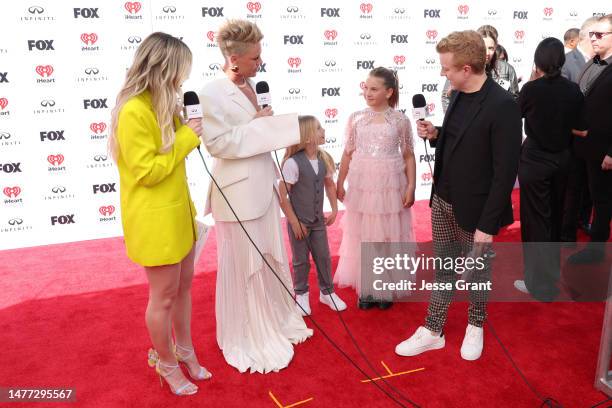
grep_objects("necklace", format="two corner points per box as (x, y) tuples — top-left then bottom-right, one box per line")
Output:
(236, 78), (248, 88)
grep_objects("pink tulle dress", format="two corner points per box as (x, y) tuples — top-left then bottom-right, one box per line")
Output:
(334, 107), (415, 297)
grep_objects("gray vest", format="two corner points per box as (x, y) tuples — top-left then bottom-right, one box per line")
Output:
(288, 151), (326, 225)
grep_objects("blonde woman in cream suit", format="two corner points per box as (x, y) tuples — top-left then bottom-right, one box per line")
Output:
(199, 20), (312, 374)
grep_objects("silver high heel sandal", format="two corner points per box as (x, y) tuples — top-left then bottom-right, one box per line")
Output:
(174, 344), (213, 381)
(148, 348), (198, 395)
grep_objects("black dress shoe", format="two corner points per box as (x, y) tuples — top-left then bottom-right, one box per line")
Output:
(358, 296), (375, 310)
(568, 248), (604, 264)
(377, 301), (393, 310)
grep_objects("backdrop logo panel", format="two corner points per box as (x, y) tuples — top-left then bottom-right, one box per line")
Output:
(20, 6), (56, 22)
(155, 5), (185, 21)
(1, 0), (609, 250)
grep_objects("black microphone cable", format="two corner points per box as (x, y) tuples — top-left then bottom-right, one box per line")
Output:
(195, 145), (418, 408)
(421, 127), (563, 408)
(272, 150), (422, 408)
(590, 396), (611, 408)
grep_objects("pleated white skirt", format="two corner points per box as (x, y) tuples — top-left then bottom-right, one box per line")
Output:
(214, 196), (313, 373)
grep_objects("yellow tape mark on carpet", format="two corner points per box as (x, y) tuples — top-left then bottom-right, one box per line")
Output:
(361, 361), (425, 383)
(268, 391), (314, 408)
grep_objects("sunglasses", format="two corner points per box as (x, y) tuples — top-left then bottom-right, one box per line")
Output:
(589, 31), (612, 40)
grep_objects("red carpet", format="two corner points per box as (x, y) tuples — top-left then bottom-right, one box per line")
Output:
(0, 191), (609, 407)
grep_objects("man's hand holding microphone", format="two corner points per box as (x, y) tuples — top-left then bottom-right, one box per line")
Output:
(412, 94), (439, 141)
(416, 120), (439, 141)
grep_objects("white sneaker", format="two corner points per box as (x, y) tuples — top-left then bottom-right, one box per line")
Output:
(295, 292), (311, 316)
(513, 280), (529, 294)
(319, 292), (347, 311)
(395, 326), (445, 357)
(460, 324), (484, 361)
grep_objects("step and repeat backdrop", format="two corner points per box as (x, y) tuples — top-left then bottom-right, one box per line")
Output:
(0, 1), (608, 250)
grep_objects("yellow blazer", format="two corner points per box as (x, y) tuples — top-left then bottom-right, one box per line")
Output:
(116, 91), (201, 266)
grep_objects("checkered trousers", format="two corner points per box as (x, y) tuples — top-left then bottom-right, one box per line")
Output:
(424, 194), (491, 332)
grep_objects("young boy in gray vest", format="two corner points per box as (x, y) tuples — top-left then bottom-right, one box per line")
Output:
(278, 115), (347, 316)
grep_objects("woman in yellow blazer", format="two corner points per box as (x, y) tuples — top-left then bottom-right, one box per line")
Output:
(109, 32), (210, 396)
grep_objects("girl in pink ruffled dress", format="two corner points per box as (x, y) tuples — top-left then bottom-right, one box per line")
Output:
(335, 67), (416, 310)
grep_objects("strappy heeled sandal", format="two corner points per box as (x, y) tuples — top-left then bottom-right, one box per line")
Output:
(147, 348), (198, 395)
(174, 344), (213, 381)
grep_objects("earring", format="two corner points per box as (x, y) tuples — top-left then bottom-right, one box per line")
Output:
(230, 65), (239, 73)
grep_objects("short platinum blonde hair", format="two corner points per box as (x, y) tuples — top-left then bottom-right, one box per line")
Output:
(217, 19), (263, 57)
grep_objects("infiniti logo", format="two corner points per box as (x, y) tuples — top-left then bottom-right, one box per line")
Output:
(325, 59), (337, 67)
(425, 58), (436, 64)
(52, 185), (66, 193)
(208, 63), (221, 71)
(286, 6), (299, 12)
(569, 10), (578, 17)
(394, 8), (405, 14)
(0, 131), (11, 139)
(128, 36), (142, 44)
(162, 6), (177, 13)
(8, 218), (23, 226)
(288, 88), (301, 94)
(513, 57), (522, 63)
(40, 99), (55, 107)
(28, 6), (44, 14)
(488, 9), (497, 16)
(360, 33), (372, 39)
(94, 154), (108, 162)
(84, 67), (99, 75)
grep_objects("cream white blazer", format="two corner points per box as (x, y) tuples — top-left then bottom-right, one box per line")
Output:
(199, 78), (300, 222)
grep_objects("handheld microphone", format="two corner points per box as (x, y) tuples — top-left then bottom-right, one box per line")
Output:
(255, 81), (271, 108)
(411, 94), (427, 121)
(183, 91), (203, 119)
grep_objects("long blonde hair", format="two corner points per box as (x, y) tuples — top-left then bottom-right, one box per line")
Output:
(283, 116), (334, 173)
(109, 32), (192, 161)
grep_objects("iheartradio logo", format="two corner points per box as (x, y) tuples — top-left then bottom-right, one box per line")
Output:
(421, 172), (432, 182)
(47, 154), (64, 166)
(426, 30), (438, 40)
(360, 3), (373, 14)
(427, 103), (435, 114)
(81, 33), (98, 45)
(325, 108), (338, 119)
(90, 122), (107, 134)
(514, 30), (525, 40)
(36, 65), (54, 77)
(394, 55), (406, 65)
(246, 2), (261, 13)
(0, 98), (8, 110)
(359, 81), (366, 90)
(3, 186), (21, 198)
(288, 57), (301, 68)
(125, 2), (142, 14)
(543, 7), (553, 17)
(457, 5), (469, 15)
(206, 31), (215, 42)
(99, 205), (116, 216)
(324, 30), (338, 41)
